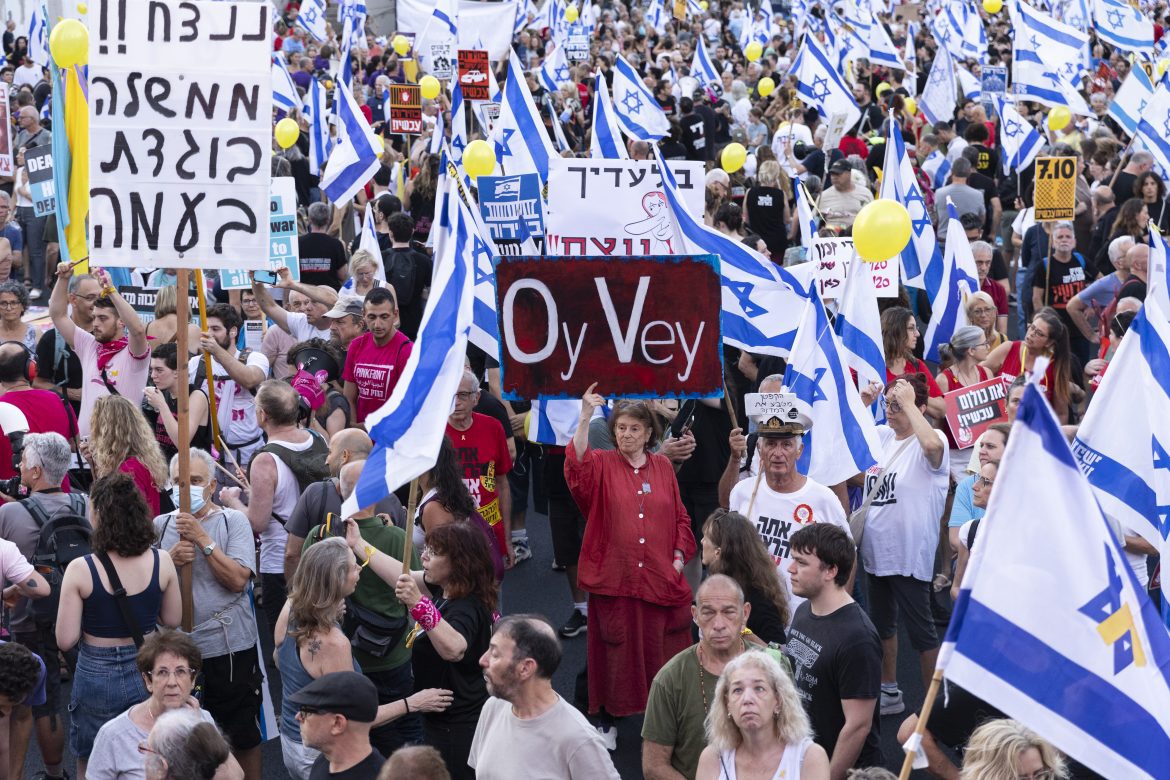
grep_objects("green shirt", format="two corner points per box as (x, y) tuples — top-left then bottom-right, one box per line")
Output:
(304, 516), (422, 672)
(641, 646), (712, 780)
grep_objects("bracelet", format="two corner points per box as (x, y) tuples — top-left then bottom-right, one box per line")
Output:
(409, 597), (443, 632)
(101, 286), (116, 298)
(360, 543), (375, 567)
(403, 697), (410, 714)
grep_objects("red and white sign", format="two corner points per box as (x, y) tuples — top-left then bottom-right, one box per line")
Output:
(944, 377), (1009, 448)
(389, 85), (422, 135)
(458, 49), (491, 101)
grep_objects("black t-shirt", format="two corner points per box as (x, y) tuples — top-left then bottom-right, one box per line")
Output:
(1032, 254), (1088, 311)
(661, 139), (688, 160)
(744, 186), (789, 259)
(694, 104), (718, 160)
(308, 748), (385, 780)
(925, 681), (1005, 750)
(989, 248), (1008, 282)
(743, 583), (787, 645)
(673, 400), (731, 485)
(1112, 170), (1138, 203)
(786, 601), (883, 769)
(299, 232), (349, 289)
(35, 327), (82, 415)
(680, 113), (707, 162)
(474, 391), (515, 445)
(382, 247), (433, 342)
(285, 479), (405, 538)
(1118, 276), (1148, 302)
(411, 592), (492, 724)
(968, 144), (996, 180)
(966, 171), (998, 236)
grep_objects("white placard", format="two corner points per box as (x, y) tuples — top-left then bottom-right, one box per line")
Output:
(544, 158), (706, 256)
(822, 111), (850, 153)
(428, 43), (455, 80)
(89, 0), (272, 269)
(744, 392), (799, 420)
(810, 237), (898, 299)
(0, 84), (12, 179)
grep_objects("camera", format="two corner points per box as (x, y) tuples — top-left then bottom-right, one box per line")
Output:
(0, 475), (24, 498)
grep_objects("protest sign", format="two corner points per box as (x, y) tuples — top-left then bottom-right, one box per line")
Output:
(220, 178), (302, 289)
(429, 43), (455, 79)
(119, 285), (200, 324)
(981, 66), (1008, 99)
(25, 147), (56, 217)
(88, 0), (272, 270)
(821, 112), (851, 154)
(495, 255), (723, 399)
(0, 84), (11, 178)
(545, 158), (706, 256)
(565, 28), (591, 62)
(1033, 156), (1078, 221)
(744, 392), (800, 422)
(944, 376), (1009, 448)
(479, 174), (545, 245)
(458, 49), (491, 100)
(389, 84), (423, 135)
(810, 237), (897, 299)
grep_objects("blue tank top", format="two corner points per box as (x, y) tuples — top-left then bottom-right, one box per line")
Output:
(81, 549), (162, 639)
(278, 624), (361, 741)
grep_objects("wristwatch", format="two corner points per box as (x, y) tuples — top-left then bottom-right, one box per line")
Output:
(201, 541), (217, 557)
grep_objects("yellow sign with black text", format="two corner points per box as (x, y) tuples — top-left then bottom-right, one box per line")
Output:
(1034, 156), (1078, 221)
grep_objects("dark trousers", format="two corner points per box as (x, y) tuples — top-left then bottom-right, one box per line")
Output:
(423, 716), (479, 780)
(366, 662), (424, 756)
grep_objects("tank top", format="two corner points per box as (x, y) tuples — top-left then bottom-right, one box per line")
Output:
(277, 624), (361, 741)
(81, 549), (162, 639)
(998, 341), (1056, 403)
(941, 365), (992, 449)
(142, 389), (213, 464)
(717, 737), (814, 779)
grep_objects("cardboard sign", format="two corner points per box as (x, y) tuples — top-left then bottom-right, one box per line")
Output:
(810, 238), (898, 298)
(944, 377), (1009, 448)
(744, 392), (799, 421)
(25, 146), (56, 217)
(1034, 156), (1078, 221)
(428, 43), (455, 80)
(88, 0), (272, 269)
(219, 178), (302, 289)
(0, 84), (12, 178)
(821, 112), (851, 153)
(673, 0), (687, 21)
(495, 255), (724, 400)
(458, 49), (491, 101)
(980, 66), (1008, 99)
(389, 84), (423, 134)
(565, 28), (591, 62)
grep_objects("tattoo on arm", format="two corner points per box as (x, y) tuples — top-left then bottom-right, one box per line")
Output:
(25, 579), (37, 589)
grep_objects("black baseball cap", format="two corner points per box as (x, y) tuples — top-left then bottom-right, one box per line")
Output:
(287, 672), (378, 723)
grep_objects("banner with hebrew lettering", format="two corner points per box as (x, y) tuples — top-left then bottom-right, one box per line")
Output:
(544, 158), (705, 256)
(89, 0), (272, 269)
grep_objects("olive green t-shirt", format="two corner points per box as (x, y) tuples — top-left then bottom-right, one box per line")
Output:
(641, 646), (713, 780)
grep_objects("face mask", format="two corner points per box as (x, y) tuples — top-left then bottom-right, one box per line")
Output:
(171, 484), (208, 514)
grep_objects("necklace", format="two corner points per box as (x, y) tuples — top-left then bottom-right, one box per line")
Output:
(696, 639), (747, 713)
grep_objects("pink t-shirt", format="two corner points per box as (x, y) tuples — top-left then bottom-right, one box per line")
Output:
(343, 331), (413, 424)
(72, 329), (150, 437)
(120, 457), (161, 517)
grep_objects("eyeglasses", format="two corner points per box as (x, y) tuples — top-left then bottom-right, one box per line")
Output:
(970, 307), (996, 316)
(1026, 324), (1050, 338)
(454, 391), (478, 401)
(137, 741), (159, 755)
(976, 476), (995, 487)
(298, 705), (325, 717)
(1016, 770), (1056, 780)
(0, 300), (21, 309)
(73, 293), (100, 303)
(145, 666), (195, 682)
(422, 546), (443, 558)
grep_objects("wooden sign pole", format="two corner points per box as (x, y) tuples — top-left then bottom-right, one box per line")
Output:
(194, 271), (222, 452)
(175, 269), (194, 632)
(402, 478), (421, 576)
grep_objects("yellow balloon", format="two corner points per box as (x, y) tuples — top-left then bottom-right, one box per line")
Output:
(700, 0), (709, 9)
(77, 2), (88, 13)
(275, 117), (300, 149)
(463, 139), (496, 179)
(1047, 106), (1071, 131)
(49, 18), (88, 68)
(721, 142), (747, 174)
(757, 77), (775, 97)
(745, 42), (763, 62)
(875, 82), (891, 98)
(420, 75), (441, 100)
(983, 0), (1003, 13)
(903, 97), (917, 116)
(565, 4), (579, 22)
(853, 200), (912, 261)
(392, 35), (410, 56)
(324, 80), (334, 90)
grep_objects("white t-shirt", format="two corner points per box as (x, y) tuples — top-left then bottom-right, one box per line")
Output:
(859, 426), (949, 581)
(187, 350), (271, 464)
(729, 475), (848, 620)
(284, 311), (333, 342)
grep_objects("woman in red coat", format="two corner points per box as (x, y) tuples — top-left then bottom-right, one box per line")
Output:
(565, 383), (696, 749)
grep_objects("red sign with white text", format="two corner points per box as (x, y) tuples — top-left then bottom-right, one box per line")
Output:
(458, 49), (491, 101)
(944, 377), (1009, 448)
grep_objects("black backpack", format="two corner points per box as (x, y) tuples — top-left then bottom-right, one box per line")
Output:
(26, 492), (91, 623)
(384, 249), (419, 308)
(252, 434), (330, 524)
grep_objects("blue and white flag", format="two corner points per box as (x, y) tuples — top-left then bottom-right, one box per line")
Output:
(868, 19), (904, 70)
(794, 176), (818, 250)
(945, 381), (1170, 780)
(924, 200), (981, 362)
(339, 0), (369, 49)
(272, 54), (303, 113)
(1110, 65), (1156, 136)
(1136, 83), (1170, 175)
(691, 37), (722, 90)
(343, 178), (475, 516)
(879, 120), (943, 291)
(320, 83), (382, 204)
(928, 153), (953, 189)
(546, 98), (572, 153)
(784, 291), (882, 485)
(529, 399), (581, 445)
(904, 21), (919, 72)
(612, 55), (671, 141)
(647, 0), (668, 34)
(493, 49), (558, 182)
(1094, 0), (1154, 54)
(338, 34), (355, 93)
(994, 96), (1045, 176)
(429, 99), (445, 155)
(306, 77), (332, 177)
(833, 253), (887, 423)
(920, 43), (957, 125)
(297, 0), (328, 41)
(957, 65), (982, 102)
(514, 0), (531, 36)
(790, 34), (861, 130)
(929, 6), (967, 63)
(28, 4), (49, 68)
(450, 84), (469, 166)
(589, 73), (629, 159)
(1010, 1), (1091, 112)
(540, 45), (571, 94)
(654, 147), (812, 358)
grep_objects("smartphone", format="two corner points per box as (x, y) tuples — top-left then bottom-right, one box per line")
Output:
(253, 270), (280, 285)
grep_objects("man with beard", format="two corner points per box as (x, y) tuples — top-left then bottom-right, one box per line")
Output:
(470, 615), (619, 779)
(343, 287), (412, 427)
(188, 303), (270, 467)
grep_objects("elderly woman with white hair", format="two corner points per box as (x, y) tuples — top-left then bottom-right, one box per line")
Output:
(965, 291), (1007, 352)
(341, 249), (388, 300)
(1067, 234), (1136, 347)
(695, 651), (830, 780)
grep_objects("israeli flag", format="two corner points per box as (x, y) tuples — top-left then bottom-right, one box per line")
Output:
(1009, 1), (1091, 113)
(540, 45), (570, 94)
(28, 4), (50, 68)
(338, 35), (355, 92)
(450, 84), (469, 166)
(930, 154), (953, 190)
(994, 96), (1045, 176)
(790, 34), (861, 130)
(904, 21), (919, 72)
(833, 253), (887, 423)
(589, 73), (629, 159)
(339, 0), (369, 50)
(921, 43), (957, 126)
(929, 7), (967, 63)
(320, 81), (382, 204)
(612, 55), (670, 141)
(493, 49), (558, 183)
(648, 0), (667, 34)
(529, 399), (582, 445)
(879, 120), (943, 292)
(957, 65), (982, 102)
(306, 77), (332, 177)
(868, 19), (904, 70)
(944, 380), (1170, 780)
(344, 178), (474, 516)
(924, 200), (981, 363)
(1136, 83), (1170, 175)
(429, 100), (445, 156)
(1110, 65), (1156, 136)
(691, 37), (722, 90)
(297, 0), (329, 42)
(1094, 0), (1154, 54)
(355, 201), (388, 283)
(794, 176), (819, 250)
(272, 54), (303, 113)
(654, 147), (812, 358)
(514, 0), (530, 36)
(783, 291), (882, 485)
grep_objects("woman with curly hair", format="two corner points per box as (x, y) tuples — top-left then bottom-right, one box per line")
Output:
(84, 395), (171, 515)
(701, 510), (790, 645)
(695, 651), (830, 779)
(959, 718), (1068, 780)
(55, 472), (182, 779)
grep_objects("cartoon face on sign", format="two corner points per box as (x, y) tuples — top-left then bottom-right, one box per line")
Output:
(623, 191), (674, 252)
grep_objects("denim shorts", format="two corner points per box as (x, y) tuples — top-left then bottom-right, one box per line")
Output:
(69, 642), (149, 759)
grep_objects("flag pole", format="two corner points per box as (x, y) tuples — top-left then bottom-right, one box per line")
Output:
(745, 461), (766, 519)
(898, 669), (944, 779)
(175, 269), (194, 632)
(1107, 133), (1136, 189)
(402, 478), (420, 576)
(193, 271), (222, 452)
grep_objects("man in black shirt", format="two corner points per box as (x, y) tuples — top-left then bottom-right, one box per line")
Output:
(786, 524), (883, 777)
(962, 147), (1002, 242)
(288, 672), (386, 780)
(679, 97), (708, 162)
(299, 202), (349, 289)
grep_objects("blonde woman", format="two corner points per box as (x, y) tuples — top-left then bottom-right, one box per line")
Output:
(340, 249), (387, 299)
(744, 160), (793, 259)
(696, 651), (830, 780)
(966, 291), (1007, 350)
(959, 719), (1068, 780)
(144, 285), (202, 349)
(84, 394), (170, 515)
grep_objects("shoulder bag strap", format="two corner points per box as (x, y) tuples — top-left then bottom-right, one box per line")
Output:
(848, 436), (916, 544)
(94, 551), (145, 648)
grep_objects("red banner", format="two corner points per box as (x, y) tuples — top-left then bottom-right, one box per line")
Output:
(495, 255), (723, 400)
(389, 84), (422, 135)
(457, 49), (491, 101)
(944, 376), (1009, 448)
